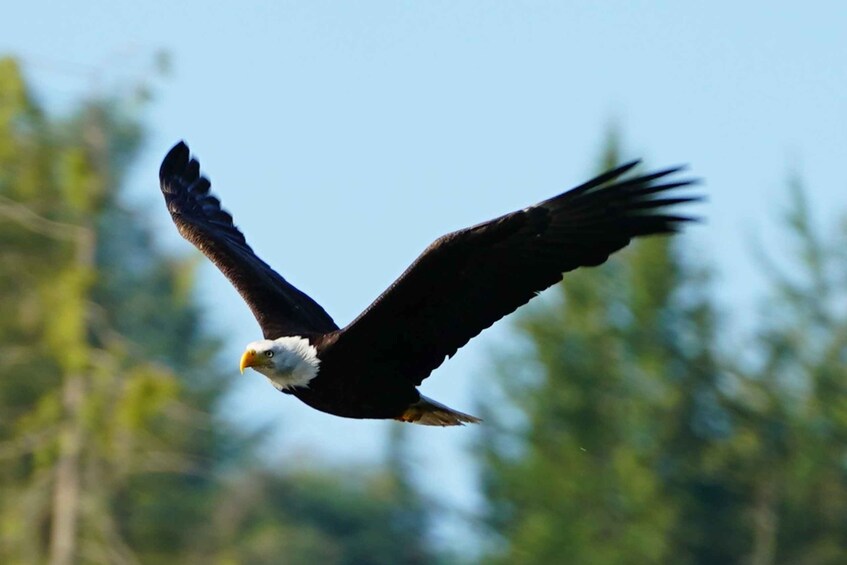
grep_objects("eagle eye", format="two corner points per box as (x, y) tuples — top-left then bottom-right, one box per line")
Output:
(265, 350), (274, 358)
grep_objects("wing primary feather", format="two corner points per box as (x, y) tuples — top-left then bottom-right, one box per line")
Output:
(627, 180), (697, 198)
(159, 142), (190, 186)
(561, 159), (641, 198)
(627, 196), (703, 210)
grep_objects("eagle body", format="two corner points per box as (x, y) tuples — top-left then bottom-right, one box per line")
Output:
(159, 142), (699, 426)
(242, 334), (477, 424)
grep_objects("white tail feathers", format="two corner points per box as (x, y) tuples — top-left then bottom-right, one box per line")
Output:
(396, 394), (481, 426)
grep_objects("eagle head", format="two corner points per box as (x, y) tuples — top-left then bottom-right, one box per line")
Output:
(239, 337), (320, 390)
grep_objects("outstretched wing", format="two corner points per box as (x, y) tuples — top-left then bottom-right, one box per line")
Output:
(330, 161), (699, 385)
(159, 142), (338, 338)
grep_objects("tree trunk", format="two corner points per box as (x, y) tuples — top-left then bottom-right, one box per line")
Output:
(749, 477), (778, 565)
(49, 373), (85, 565)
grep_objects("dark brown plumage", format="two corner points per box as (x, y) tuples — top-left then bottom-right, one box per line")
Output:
(159, 141), (699, 425)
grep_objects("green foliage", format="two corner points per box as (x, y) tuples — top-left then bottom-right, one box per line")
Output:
(478, 138), (847, 563)
(0, 55), (225, 564)
(722, 178), (847, 564)
(212, 468), (434, 565)
(0, 57), (436, 564)
(480, 241), (686, 564)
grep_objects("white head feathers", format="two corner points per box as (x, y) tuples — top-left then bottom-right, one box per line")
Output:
(243, 336), (320, 391)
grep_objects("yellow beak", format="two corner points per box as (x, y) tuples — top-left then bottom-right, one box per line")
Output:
(240, 349), (257, 374)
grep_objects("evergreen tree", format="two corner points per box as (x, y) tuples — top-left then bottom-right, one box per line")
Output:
(476, 135), (692, 564)
(720, 179), (847, 564)
(477, 134), (721, 564)
(478, 136), (847, 564)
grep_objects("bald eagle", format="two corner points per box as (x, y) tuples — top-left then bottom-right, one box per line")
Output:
(159, 142), (698, 425)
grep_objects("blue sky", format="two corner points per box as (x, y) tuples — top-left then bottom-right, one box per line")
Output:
(4, 0), (846, 549)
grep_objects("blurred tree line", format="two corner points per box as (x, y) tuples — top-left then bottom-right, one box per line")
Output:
(3, 53), (846, 565)
(0, 58), (435, 565)
(479, 139), (847, 563)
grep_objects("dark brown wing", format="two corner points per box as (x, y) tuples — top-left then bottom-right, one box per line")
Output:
(159, 142), (338, 338)
(328, 160), (699, 385)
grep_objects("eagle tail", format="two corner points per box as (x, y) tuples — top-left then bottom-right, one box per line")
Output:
(396, 394), (481, 426)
